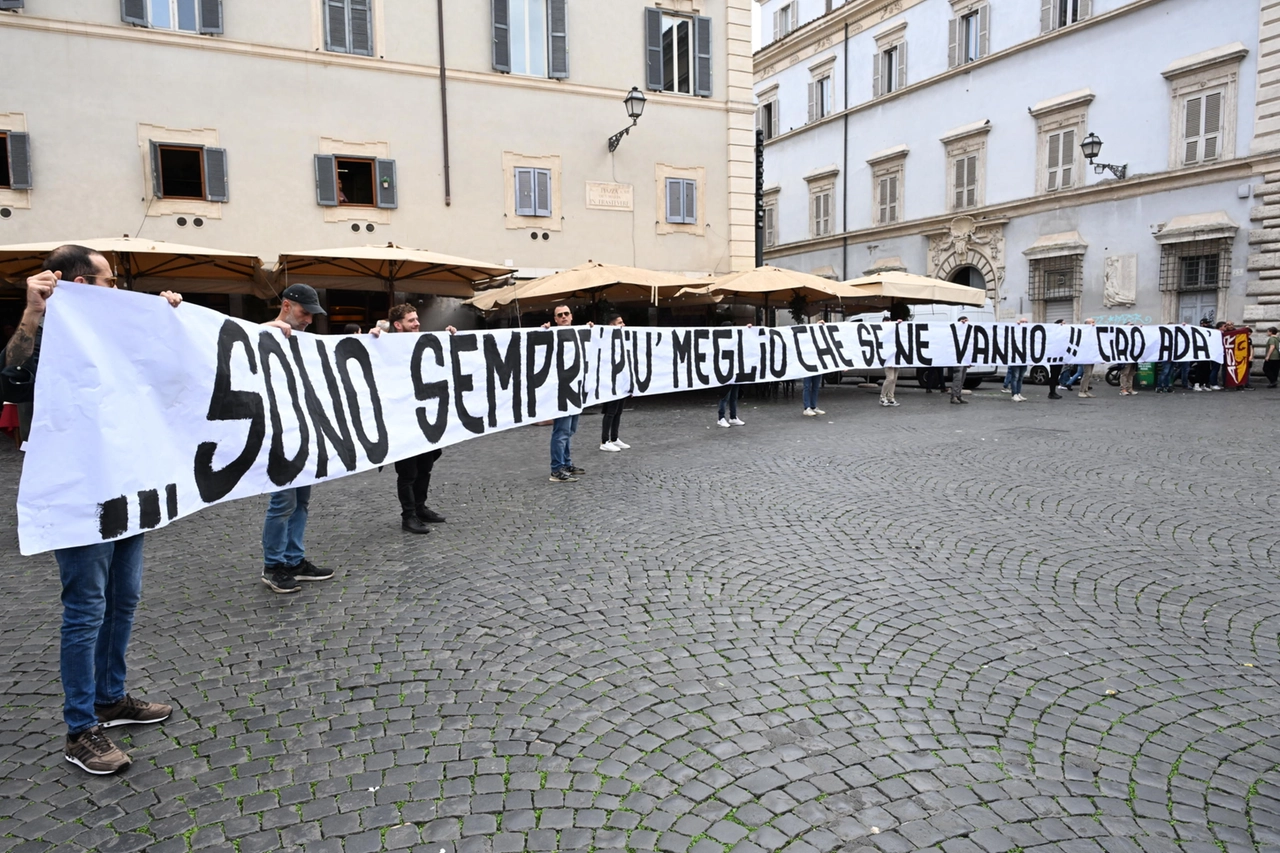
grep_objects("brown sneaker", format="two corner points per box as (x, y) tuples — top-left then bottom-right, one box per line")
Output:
(96, 694), (172, 728)
(65, 726), (131, 775)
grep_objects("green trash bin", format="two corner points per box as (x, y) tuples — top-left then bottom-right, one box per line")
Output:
(1136, 362), (1155, 389)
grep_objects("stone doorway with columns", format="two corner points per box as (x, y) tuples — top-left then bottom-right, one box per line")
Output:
(927, 215), (1007, 314)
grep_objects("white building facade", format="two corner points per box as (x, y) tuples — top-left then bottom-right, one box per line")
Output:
(754, 0), (1280, 329)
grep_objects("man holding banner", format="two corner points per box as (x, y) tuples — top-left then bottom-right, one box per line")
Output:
(260, 284), (336, 594)
(1, 246), (178, 775)
(387, 303), (447, 534)
(546, 305), (587, 483)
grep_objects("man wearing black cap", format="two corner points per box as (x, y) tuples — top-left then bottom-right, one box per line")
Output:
(260, 284), (335, 594)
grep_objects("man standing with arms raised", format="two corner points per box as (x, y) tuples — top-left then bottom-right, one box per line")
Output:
(0, 245), (178, 774)
(260, 284), (336, 593)
(386, 303), (448, 533)
(544, 304), (588, 482)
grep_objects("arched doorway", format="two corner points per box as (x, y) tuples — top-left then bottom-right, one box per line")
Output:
(948, 265), (986, 290)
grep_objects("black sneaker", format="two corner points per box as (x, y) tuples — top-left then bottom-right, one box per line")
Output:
(549, 470), (578, 482)
(290, 559), (333, 581)
(97, 694), (172, 728)
(65, 726), (131, 775)
(261, 566), (300, 594)
(565, 466), (586, 475)
(402, 516), (431, 534)
(416, 506), (446, 523)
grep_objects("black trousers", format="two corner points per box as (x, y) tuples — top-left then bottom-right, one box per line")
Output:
(395, 450), (442, 517)
(601, 399), (624, 443)
(1048, 364), (1062, 393)
(1266, 360), (1280, 386)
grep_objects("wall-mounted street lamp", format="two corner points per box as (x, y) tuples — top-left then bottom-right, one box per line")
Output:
(607, 87), (647, 153)
(1080, 132), (1127, 180)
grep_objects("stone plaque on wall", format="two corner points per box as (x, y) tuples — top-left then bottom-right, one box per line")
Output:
(1103, 254), (1137, 307)
(585, 182), (633, 211)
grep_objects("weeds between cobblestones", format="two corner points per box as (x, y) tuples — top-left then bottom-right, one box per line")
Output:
(1, 388), (1279, 852)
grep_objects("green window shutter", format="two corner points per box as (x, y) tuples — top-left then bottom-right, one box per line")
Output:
(7, 132), (31, 189)
(534, 169), (551, 217)
(315, 154), (338, 206)
(204, 147), (229, 202)
(325, 0), (348, 52)
(121, 0), (147, 26)
(199, 0), (222, 33)
(694, 15), (712, 97)
(349, 0), (372, 55)
(548, 0), (568, 78)
(645, 8), (664, 91)
(375, 158), (397, 208)
(492, 0), (510, 71)
(149, 140), (164, 199)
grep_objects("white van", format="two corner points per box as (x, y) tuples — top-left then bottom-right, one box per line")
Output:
(838, 304), (1000, 389)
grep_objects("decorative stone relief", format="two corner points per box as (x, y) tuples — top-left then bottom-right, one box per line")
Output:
(928, 216), (1006, 301)
(1103, 255), (1137, 307)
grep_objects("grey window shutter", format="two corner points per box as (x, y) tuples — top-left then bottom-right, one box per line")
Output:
(315, 154), (338, 206)
(1185, 95), (1202, 163)
(0, 0), (25, 9)
(1204, 91), (1222, 160)
(375, 158), (397, 208)
(772, 9), (780, 42)
(349, 0), (372, 55)
(1078, 0), (1091, 19)
(325, 0), (347, 52)
(199, 0), (222, 33)
(872, 51), (881, 98)
(8, 132), (31, 190)
(492, 0), (510, 72)
(645, 8), (664, 91)
(947, 18), (959, 68)
(1047, 132), (1060, 190)
(1060, 129), (1074, 187)
(790, 2), (798, 32)
(149, 140), (164, 198)
(878, 176), (888, 222)
(694, 15), (712, 97)
(548, 0), (568, 78)
(535, 169), (552, 217)
(770, 103), (779, 138)
(888, 175), (898, 222)
(896, 41), (907, 89)
(121, 0), (147, 26)
(807, 81), (816, 123)
(1040, 0), (1053, 32)
(965, 156), (976, 206)
(954, 158), (965, 208)
(978, 6), (989, 58)
(665, 178), (682, 222)
(514, 168), (532, 215)
(684, 179), (696, 224)
(204, 146), (228, 202)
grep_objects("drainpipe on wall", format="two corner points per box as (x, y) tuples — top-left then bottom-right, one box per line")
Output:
(841, 20), (849, 281)
(437, 0), (452, 206)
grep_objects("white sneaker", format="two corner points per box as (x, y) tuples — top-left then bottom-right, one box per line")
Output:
(1013, 394), (1024, 401)
(600, 442), (620, 452)
(887, 400), (900, 407)
(1192, 385), (1203, 392)
(813, 408), (826, 415)
(1211, 385), (1222, 390)
(1001, 388), (1012, 394)
(879, 399), (890, 406)
(716, 418), (731, 428)
(612, 439), (630, 449)
(803, 408), (817, 417)
(728, 417), (745, 426)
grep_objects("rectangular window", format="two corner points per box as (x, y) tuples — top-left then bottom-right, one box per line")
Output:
(874, 41), (906, 97)
(1158, 239), (1230, 299)
(1056, 0), (1081, 28)
(1028, 255), (1082, 321)
(811, 188), (832, 237)
(948, 7), (988, 68)
(123, 0), (222, 33)
(764, 203), (777, 247)
(1041, 0), (1089, 32)
(661, 14), (692, 94)
(878, 174), (899, 224)
(514, 167), (552, 216)
(1180, 254), (1220, 291)
(646, 8), (710, 97)
(156, 144), (205, 199)
(953, 154), (977, 209)
(336, 157), (375, 206)
(325, 0), (373, 56)
(774, 2), (798, 41)
(1046, 128), (1075, 191)
(758, 100), (779, 140)
(1183, 90), (1223, 165)
(0, 134), (9, 189)
(665, 177), (697, 224)
(962, 11), (980, 62)
(882, 47), (897, 94)
(149, 0), (198, 31)
(807, 76), (831, 123)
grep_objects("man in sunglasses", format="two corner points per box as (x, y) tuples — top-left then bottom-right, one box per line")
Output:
(544, 304), (587, 483)
(1, 245), (181, 775)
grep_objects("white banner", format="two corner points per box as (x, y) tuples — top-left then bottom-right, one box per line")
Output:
(17, 286), (1224, 555)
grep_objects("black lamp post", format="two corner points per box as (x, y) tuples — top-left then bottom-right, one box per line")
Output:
(607, 87), (647, 153)
(1080, 132), (1127, 179)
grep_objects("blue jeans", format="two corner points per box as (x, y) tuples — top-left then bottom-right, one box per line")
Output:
(263, 486), (310, 568)
(1007, 365), (1026, 395)
(1157, 361), (1175, 389)
(1177, 362), (1191, 388)
(1207, 362), (1220, 386)
(802, 376), (820, 409)
(718, 387), (738, 420)
(550, 415), (578, 473)
(57, 535), (145, 734)
(1060, 365), (1083, 387)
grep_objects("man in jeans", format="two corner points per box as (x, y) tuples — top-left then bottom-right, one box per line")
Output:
(0, 245), (177, 774)
(386, 303), (448, 533)
(950, 316), (971, 404)
(546, 304), (587, 483)
(260, 284), (336, 593)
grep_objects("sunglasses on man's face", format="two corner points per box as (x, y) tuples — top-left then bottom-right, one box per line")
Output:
(555, 312), (570, 317)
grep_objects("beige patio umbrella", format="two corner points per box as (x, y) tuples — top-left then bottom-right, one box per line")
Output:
(464, 261), (692, 312)
(0, 236), (270, 296)
(675, 266), (848, 322)
(273, 243), (512, 299)
(841, 270), (988, 308)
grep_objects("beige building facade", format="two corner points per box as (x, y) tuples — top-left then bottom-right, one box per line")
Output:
(0, 0), (755, 326)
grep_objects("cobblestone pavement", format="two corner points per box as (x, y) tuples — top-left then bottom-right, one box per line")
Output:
(2, 383), (1280, 853)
